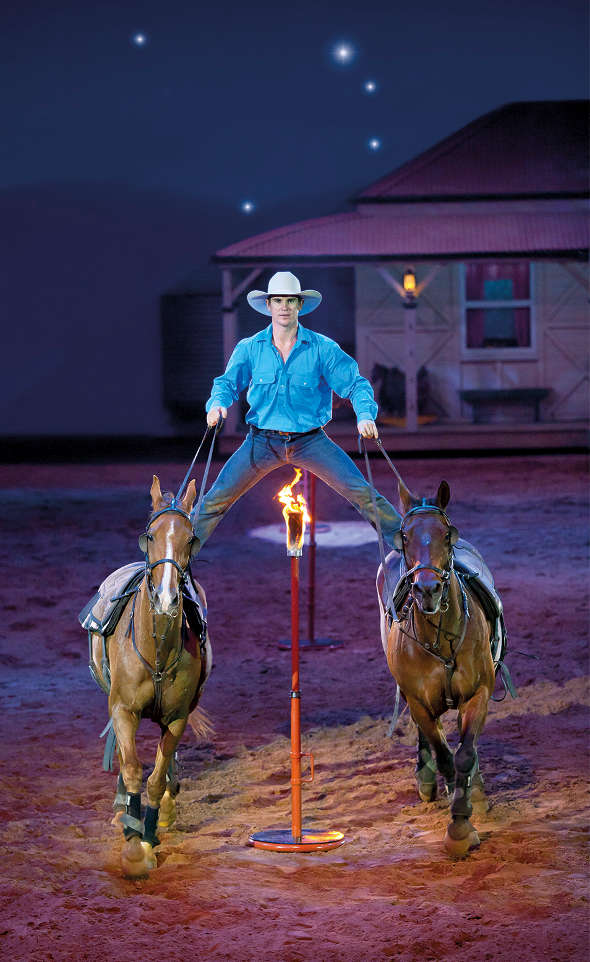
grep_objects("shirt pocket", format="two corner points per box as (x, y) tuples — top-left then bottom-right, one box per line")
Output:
(247, 369), (277, 407)
(252, 370), (276, 387)
(290, 373), (319, 392)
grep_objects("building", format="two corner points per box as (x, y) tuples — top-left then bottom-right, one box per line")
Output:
(213, 100), (589, 450)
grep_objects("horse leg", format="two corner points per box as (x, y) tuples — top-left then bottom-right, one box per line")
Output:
(456, 716), (488, 811)
(444, 687), (489, 858)
(111, 769), (127, 828)
(144, 717), (188, 846)
(111, 705), (157, 876)
(415, 728), (438, 802)
(158, 755), (180, 831)
(406, 699), (455, 798)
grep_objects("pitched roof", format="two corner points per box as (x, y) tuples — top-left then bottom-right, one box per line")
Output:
(357, 101), (589, 201)
(215, 209), (589, 262)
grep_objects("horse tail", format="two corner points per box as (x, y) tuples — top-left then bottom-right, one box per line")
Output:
(188, 705), (214, 742)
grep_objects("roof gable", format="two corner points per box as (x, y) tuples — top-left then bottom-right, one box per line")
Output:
(357, 100), (589, 201)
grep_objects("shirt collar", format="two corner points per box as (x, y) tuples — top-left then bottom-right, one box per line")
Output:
(255, 322), (310, 344)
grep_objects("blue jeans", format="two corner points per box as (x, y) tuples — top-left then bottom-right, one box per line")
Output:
(191, 428), (401, 551)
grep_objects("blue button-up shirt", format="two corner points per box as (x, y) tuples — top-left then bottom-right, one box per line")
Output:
(206, 322), (378, 432)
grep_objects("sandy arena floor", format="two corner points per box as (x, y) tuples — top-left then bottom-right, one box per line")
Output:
(0, 450), (588, 961)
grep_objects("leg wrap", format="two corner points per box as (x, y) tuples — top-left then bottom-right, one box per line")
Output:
(143, 806), (160, 848)
(455, 744), (478, 776)
(451, 751), (478, 821)
(121, 792), (143, 840)
(415, 748), (437, 784)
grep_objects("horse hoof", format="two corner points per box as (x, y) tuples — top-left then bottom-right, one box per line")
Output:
(158, 793), (176, 830)
(443, 821), (480, 858)
(121, 837), (157, 877)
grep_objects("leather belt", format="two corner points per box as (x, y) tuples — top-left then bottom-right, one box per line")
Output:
(250, 426), (321, 442)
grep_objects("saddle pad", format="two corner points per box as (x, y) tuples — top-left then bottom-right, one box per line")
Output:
(79, 562), (207, 640)
(79, 562), (144, 635)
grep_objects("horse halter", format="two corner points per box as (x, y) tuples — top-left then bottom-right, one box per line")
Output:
(139, 502), (197, 607)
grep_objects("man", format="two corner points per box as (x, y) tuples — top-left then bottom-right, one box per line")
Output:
(190, 271), (401, 553)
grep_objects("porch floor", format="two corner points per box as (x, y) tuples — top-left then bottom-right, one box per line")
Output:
(218, 419), (589, 455)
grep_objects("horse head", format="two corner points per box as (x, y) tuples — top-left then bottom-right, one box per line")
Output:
(394, 480), (459, 615)
(139, 475), (198, 617)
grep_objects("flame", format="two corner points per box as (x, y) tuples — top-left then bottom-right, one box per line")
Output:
(276, 468), (310, 555)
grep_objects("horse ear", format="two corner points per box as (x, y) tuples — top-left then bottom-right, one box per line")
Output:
(150, 475), (164, 510)
(436, 480), (451, 510)
(181, 478), (197, 514)
(398, 480), (415, 515)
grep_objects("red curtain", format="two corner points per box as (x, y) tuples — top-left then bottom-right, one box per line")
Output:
(466, 263), (530, 348)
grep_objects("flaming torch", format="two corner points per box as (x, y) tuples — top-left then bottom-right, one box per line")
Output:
(277, 468), (310, 557)
(248, 469), (345, 853)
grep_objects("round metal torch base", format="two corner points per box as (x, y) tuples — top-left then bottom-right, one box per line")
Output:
(248, 828), (345, 853)
(277, 638), (343, 651)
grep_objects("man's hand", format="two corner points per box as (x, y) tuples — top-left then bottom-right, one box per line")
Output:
(207, 406), (227, 428)
(357, 419), (378, 439)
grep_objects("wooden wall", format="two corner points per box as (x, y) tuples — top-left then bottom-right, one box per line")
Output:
(355, 261), (589, 423)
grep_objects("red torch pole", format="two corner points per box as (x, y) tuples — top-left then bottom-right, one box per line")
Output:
(290, 555), (302, 842)
(307, 473), (316, 646)
(248, 469), (345, 853)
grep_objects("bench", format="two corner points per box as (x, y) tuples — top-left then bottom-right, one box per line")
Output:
(459, 388), (550, 424)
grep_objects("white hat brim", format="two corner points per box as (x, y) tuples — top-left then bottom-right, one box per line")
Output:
(247, 289), (322, 316)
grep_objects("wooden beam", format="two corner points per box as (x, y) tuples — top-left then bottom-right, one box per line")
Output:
(404, 305), (418, 432)
(231, 268), (264, 303)
(221, 268), (239, 434)
(376, 266), (405, 297)
(560, 262), (590, 294)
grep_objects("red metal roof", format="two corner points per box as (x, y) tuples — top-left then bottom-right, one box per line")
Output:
(358, 101), (589, 200)
(215, 210), (589, 261)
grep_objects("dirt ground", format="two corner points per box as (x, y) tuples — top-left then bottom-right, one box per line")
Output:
(0, 448), (588, 962)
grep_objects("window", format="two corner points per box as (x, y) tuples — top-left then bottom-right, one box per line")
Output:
(463, 263), (533, 351)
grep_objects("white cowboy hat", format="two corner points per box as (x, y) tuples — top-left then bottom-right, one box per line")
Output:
(247, 271), (322, 316)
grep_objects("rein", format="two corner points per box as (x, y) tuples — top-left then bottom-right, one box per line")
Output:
(358, 435), (397, 617)
(175, 420), (221, 503)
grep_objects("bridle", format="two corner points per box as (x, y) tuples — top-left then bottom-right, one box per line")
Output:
(139, 502), (197, 609)
(127, 501), (197, 717)
(398, 502), (456, 605)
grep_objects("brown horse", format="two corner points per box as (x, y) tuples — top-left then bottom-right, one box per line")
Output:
(89, 476), (211, 876)
(378, 479), (495, 857)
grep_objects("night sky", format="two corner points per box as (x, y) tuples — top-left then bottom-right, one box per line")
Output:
(1, 0), (588, 434)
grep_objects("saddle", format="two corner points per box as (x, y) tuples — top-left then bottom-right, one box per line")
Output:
(79, 561), (208, 694)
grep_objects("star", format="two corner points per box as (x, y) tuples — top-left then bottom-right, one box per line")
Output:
(332, 42), (355, 65)
(368, 137), (382, 151)
(363, 80), (378, 94)
(131, 32), (148, 47)
(241, 200), (255, 213)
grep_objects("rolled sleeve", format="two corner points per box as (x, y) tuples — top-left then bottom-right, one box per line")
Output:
(322, 342), (378, 422)
(206, 340), (252, 412)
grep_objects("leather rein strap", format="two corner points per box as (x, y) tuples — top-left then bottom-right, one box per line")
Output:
(358, 434), (397, 618)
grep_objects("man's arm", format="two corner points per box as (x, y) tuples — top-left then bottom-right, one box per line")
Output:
(321, 341), (379, 436)
(205, 340), (251, 425)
